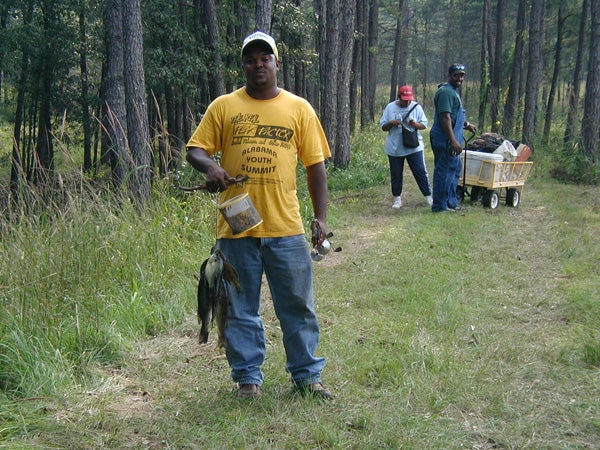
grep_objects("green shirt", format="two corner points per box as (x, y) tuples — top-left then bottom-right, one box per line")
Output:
(433, 83), (462, 126)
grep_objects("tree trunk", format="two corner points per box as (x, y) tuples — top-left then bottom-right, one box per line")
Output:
(360, 0), (378, 128)
(0, 4), (8, 105)
(389, 14), (401, 103)
(104, 0), (130, 190)
(79, 0), (92, 173)
(321, 0), (340, 154)
(11, 65), (26, 202)
(349, 5), (361, 134)
(441, 0), (456, 78)
(123, 0), (151, 204)
(315, 0), (326, 115)
(389, 0), (409, 103)
(10, 0), (34, 202)
(290, 0), (306, 98)
(35, 69), (54, 186)
(489, 0), (505, 133)
(255, 0), (272, 33)
(334, 0), (355, 169)
(281, 26), (292, 91)
(203, 0), (226, 99)
(542, 5), (565, 146)
(421, 10), (432, 102)
(502, 0), (527, 137)
(365, 0), (378, 122)
(522, 0), (545, 149)
(357, 0), (367, 127)
(478, 0), (491, 130)
(399, 2), (409, 88)
(564, 0), (589, 146)
(34, 1), (58, 188)
(582, 0), (600, 164)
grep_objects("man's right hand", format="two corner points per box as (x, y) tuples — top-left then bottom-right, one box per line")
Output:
(204, 165), (234, 193)
(450, 139), (463, 156)
(186, 147), (234, 192)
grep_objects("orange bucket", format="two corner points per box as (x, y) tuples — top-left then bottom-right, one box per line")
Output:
(515, 144), (532, 162)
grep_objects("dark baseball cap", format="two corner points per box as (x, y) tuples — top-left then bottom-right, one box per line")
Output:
(448, 64), (466, 74)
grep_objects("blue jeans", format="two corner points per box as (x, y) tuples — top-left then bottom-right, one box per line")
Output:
(388, 151), (432, 197)
(217, 235), (325, 387)
(431, 144), (461, 211)
(448, 155), (462, 209)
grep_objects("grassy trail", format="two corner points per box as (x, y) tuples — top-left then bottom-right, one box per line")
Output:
(3, 176), (600, 449)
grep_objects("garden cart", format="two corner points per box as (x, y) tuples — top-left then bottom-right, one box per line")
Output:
(457, 145), (534, 209)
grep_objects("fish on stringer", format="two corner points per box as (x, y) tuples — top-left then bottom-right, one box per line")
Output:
(196, 248), (241, 348)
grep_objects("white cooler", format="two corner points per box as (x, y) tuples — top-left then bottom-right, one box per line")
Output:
(460, 150), (504, 179)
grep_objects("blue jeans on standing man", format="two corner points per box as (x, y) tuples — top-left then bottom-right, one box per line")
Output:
(218, 235), (326, 388)
(431, 143), (461, 211)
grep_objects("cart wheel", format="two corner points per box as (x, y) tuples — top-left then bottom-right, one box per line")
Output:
(471, 186), (482, 203)
(482, 190), (499, 209)
(457, 185), (465, 202)
(506, 188), (520, 207)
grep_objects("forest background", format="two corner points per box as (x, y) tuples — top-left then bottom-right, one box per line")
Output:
(0, 0), (598, 209)
(1, 0), (600, 447)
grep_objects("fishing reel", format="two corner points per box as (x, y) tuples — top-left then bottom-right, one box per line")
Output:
(310, 219), (341, 261)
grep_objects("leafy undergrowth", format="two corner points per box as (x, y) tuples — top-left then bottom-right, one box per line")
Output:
(2, 174), (600, 449)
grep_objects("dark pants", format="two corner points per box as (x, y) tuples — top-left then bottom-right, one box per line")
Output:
(388, 151), (432, 197)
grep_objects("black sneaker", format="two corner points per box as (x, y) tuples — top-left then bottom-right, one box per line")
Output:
(295, 382), (333, 400)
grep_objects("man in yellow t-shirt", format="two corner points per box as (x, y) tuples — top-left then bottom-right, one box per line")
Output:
(186, 31), (332, 400)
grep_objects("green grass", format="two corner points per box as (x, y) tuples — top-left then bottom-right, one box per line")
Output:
(1, 128), (600, 448)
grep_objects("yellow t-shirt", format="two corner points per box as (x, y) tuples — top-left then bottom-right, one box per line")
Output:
(187, 88), (331, 239)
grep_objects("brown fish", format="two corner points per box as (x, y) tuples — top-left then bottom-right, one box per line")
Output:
(197, 248), (241, 347)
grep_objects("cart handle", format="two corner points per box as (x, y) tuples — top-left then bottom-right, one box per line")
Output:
(461, 131), (477, 192)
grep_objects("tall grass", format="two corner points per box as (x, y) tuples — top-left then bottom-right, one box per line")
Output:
(326, 123), (389, 192)
(0, 181), (216, 398)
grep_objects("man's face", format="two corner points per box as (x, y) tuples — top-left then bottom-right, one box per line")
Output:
(449, 71), (465, 88)
(242, 44), (279, 89)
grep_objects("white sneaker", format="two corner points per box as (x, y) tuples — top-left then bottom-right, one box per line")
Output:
(392, 196), (402, 209)
(426, 195), (433, 206)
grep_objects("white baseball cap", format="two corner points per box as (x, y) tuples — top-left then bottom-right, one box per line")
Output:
(241, 31), (279, 60)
